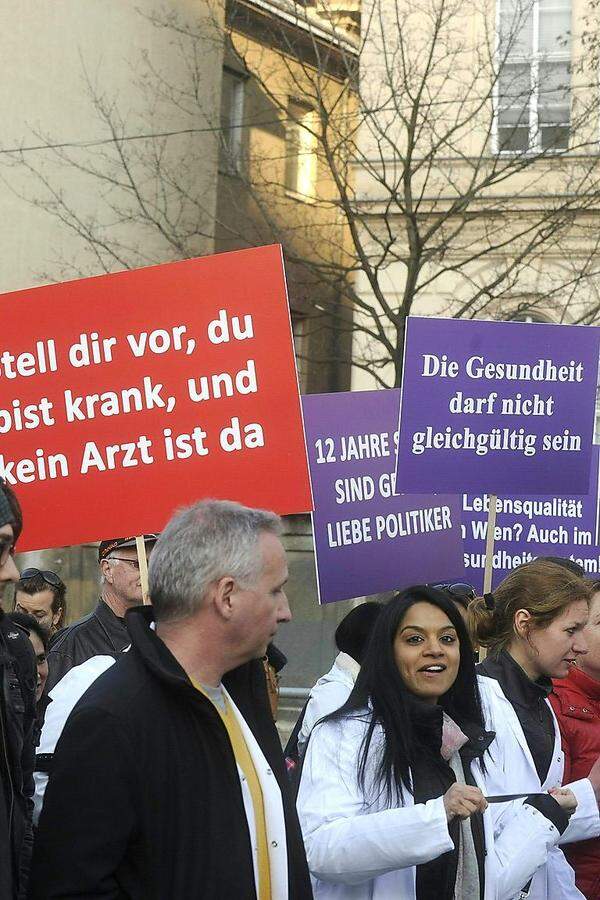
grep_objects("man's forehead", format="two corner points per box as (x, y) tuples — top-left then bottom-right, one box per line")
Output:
(15, 589), (54, 608)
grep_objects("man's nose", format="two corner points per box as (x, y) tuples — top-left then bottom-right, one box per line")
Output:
(278, 592), (292, 623)
(1, 555), (19, 584)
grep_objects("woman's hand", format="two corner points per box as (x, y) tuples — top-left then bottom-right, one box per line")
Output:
(443, 784), (488, 821)
(548, 787), (578, 817)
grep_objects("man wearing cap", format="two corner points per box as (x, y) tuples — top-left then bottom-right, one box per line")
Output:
(46, 534), (157, 692)
(0, 480), (37, 899)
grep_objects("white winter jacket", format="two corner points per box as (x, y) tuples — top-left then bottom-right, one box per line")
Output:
(298, 652), (359, 757)
(477, 674), (600, 900)
(298, 711), (567, 900)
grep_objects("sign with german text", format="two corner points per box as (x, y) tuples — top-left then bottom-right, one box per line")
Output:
(395, 317), (600, 495)
(0, 245), (312, 551)
(302, 390), (464, 604)
(461, 446), (600, 590)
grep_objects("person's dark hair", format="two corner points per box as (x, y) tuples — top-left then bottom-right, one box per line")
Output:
(7, 612), (50, 652)
(0, 481), (23, 542)
(326, 586), (484, 804)
(334, 602), (382, 664)
(14, 571), (67, 626)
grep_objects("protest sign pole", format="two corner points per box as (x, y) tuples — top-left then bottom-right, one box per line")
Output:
(482, 494), (498, 596)
(135, 536), (150, 605)
(479, 494), (498, 661)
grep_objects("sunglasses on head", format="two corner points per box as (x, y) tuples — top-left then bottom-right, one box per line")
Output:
(20, 567), (62, 587)
(434, 581), (476, 602)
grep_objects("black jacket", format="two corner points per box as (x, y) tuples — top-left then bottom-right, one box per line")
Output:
(0, 609), (37, 899)
(46, 600), (127, 692)
(30, 606), (313, 900)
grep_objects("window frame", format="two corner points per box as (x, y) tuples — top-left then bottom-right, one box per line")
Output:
(220, 67), (247, 176)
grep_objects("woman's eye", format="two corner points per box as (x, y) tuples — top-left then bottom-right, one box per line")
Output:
(406, 635), (423, 644)
(440, 635), (456, 644)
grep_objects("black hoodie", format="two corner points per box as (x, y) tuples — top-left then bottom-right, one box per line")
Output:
(29, 606), (313, 900)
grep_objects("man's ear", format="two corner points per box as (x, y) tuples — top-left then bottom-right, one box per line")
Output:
(213, 576), (236, 620)
(52, 607), (63, 628)
(100, 559), (114, 584)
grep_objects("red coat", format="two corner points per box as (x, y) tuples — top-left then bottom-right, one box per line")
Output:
(551, 666), (600, 899)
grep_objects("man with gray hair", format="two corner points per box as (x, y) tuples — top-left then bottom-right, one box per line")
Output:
(45, 533), (157, 691)
(30, 500), (313, 900)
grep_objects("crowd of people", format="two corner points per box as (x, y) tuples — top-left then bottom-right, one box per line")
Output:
(2, 477), (600, 898)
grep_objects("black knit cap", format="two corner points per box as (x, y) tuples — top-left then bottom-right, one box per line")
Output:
(0, 483), (13, 529)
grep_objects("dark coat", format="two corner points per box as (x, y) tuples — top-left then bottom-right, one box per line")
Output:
(29, 605), (313, 900)
(0, 609), (37, 899)
(45, 600), (127, 692)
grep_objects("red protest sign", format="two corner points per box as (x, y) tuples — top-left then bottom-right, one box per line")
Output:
(0, 245), (312, 551)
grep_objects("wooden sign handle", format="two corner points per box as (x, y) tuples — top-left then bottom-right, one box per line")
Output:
(483, 494), (498, 596)
(479, 494), (498, 661)
(135, 535), (150, 605)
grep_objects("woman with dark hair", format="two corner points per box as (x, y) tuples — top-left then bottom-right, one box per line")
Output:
(470, 559), (600, 900)
(298, 586), (573, 900)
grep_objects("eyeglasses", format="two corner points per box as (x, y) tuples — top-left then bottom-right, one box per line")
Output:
(20, 568), (62, 587)
(0, 538), (15, 567)
(108, 557), (140, 571)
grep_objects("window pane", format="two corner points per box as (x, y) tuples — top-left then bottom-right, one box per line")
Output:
(285, 124), (301, 191)
(539, 1), (571, 54)
(220, 70), (244, 172)
(541, 124), (569, 149)
(499, 63), (531, 113)
(498, 125), (530, 151)
(286, 101), (317, 197)
(498, 0), (534, 57)
(537, 61), (570, 123)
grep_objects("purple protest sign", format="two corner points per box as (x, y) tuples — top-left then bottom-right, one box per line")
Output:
(302, 390), (465, 604)
(462, 446), (600, 591)
(395, 317), (600, 495)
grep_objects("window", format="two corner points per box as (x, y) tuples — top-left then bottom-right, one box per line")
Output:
(497, 0), (571, 153)
(220, 68), (245, 173)
(285, 101), (318, 199)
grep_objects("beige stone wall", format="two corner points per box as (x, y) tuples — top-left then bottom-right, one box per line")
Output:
(0, 0), (224, 292)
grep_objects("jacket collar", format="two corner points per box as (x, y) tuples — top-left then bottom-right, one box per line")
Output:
(478, 649), (552, 709)
(335, 651), (361, 682)
(124, 605), (287, 782)
(95, 599), (129, 647)
(561, 663), (600, 701)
